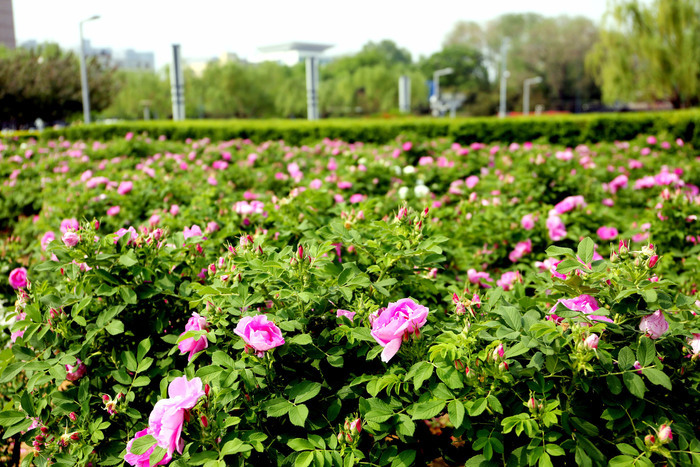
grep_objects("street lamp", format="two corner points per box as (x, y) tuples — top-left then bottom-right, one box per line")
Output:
(79, 15), (100, 124)
(432, 67), (454, 103)
(523, 76), (543, 116)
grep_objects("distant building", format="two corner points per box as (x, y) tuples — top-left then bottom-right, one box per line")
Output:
(252, 42), (334, 66)
(112, 48), (155, 71)
(0, 0), (16, 49)
(187, 52), (245, 77)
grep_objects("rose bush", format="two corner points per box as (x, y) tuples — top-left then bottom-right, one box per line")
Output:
(0, 132), (698, 466)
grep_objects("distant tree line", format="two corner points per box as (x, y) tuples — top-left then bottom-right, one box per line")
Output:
(1, 2), (697, 127)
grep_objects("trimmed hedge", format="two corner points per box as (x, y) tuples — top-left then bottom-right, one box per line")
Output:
(39, 110), (700, 146)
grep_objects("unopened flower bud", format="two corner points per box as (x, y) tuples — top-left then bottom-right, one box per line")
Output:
(69, 412), (77, 422)
(584, 333), (599, 350)
(658, 424), (673, 444)
(644, 434), (656, 446)
(204, 384), (210, 396)
(498, 361), (509, 372)
(525, 397), (537, 411)
(647, 255), (659, 269)
(70, 432), (80, 441)
(298, 245), (304, 260)
(201, 415), (208, 427)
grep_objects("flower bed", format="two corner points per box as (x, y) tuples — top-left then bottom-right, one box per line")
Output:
(0, 133), (699, 466)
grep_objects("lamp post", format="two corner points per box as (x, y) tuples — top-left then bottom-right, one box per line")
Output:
(79, 15), (100, 124)
(523, 76), (543, 116)
(498, 38), (510, 118)
(433, 67), (454, 103)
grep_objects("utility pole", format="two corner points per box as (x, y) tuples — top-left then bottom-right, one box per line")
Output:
(79, 15), (100, 124)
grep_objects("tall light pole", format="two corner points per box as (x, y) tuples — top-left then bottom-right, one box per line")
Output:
(523, 76), (543, 116)
(498, 38), (510, 118)
(79, 15), (100, 124)
(433, 67), (454, 103)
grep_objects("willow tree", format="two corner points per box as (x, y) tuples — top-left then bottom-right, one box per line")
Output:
(587, 0), (700, 108)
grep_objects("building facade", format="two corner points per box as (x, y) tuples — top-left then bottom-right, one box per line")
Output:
(0, 0), (16, 49)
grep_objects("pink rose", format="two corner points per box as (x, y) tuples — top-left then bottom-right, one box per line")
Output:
(183, 225), (205, 241)
(546, 214), (567, 241)
(128, 376), (204, 465)
(234, 315), (285, 356)
(658, 424), (673, 444)
(114, 226), (138, 245)
(65, 359), (87, 381)
(467, 269), (493, 288)
(549, 295), (613, 323)
(508, 239), (532, 263)
(178, 313), (208, 362)
(497, 271), (521, 291)
(521, 214), (536, 230)
(107, 206), (121, 216)
(169, 205), (180, 216)
(596, 226), (618, 241)
(639, 310), (669, 339)
(9, 267), (28, 289)
(60, 218), (79, 234)
(11, 311), (26, 343)
(687, 333), (700, 358)
(553, 195), (586, 214)
(62, 231), (81, 247)
(370, 298), (429, 363)
(205, 221), (219, 233)
(41, 231), (55, 251)
(118, 181), (133, 195)
(336, 309), (356, 322)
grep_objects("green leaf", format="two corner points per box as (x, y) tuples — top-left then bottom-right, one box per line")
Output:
(468, 398), (488, 416)
(295, 451), (313, 467)
(622, 372), (646, 399)
(288, 438), (315, 451)
(498, 306), (521, 330)
(119, 287), (138, 305)
(129, 434), (157, 455)
(288, 404), (309, 427)
(105, 319), (124, 335)
(545, 245), (574, 257)
(391, 450), (416, 467)
(609, 455), (636, 466)
(288, 381), (322, 404)
(642, 368), (672, 390)
(606, 375), (623, 395)
(411, 400), (446, 420)
(637, 337), (655, 366)
(487, 395), (503, 414)
(570, 417), (599, 437)
(119, 250), (139, 267)
(0, 410), (27, 426)
(149, 446), (167, 466)
(265, 398), (291, 417)
(447, 400), (465, 428)
(545, 444), (565, 456)
(616, 443), (638, 456)
(411, 362), (434, 391)
(617, 346), (635, 370)
(220, 438), (252, 455)
(289, 334), (312, 345)
(577, 237), (595, 265)
(137, 338), (152, 361)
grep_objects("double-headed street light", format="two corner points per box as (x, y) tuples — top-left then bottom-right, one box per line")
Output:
(523, 76), (543, 116)
(432, 67), (454, 103)
(79, 15), (100, 124)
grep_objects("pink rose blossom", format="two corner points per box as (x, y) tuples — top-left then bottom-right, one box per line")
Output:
(336, 309), (356, 322)
(125, 428), (168, 466)
(467, 269), (493, 288)
(546, 214), (567, 241)
(183, 225), (205, 241)
(41, 231), (55, 251)
(234, 315), (285, 356)
(508, 239), (532, 263)
(596, 226), (618, 241)
(62, 231), (81, 247)
(553, 195), (586, 214)
(549, 295), (613, 323)
(118, 181), (133, 195)
(465, 175), (479, 189)
(521, 214), (536, 230)
(178, 313), (208, 362)
(169, 205), (180, 216)
(370, 298), (429, 363)
(11, 311), (26, 342)
(60, 218), (79, 234)
(687, 333), (700, 358)
(639, 310), (669, 339)
(497, 271), (521, 290)
(9, 267), (28, 289)
(584, 334), (599, 349)
(65, 359), (87, 381)
(107, 206), (121, 216)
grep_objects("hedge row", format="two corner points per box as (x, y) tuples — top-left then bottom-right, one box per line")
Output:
(39, 110), (700, 146)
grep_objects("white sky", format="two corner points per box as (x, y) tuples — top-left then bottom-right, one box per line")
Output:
(13, 0), (610, 68)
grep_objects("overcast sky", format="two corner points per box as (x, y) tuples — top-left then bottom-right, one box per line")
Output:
(13, 0), (610, 68)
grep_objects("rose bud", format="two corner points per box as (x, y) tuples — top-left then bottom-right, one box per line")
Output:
(647, 255), (659, 268)
(644, 434), (656, 446)
(659, 424), (673, 444)
(584, 334), (599, 350)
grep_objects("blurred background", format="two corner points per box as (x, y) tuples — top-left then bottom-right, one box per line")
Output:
(0, 0), (698, 127)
